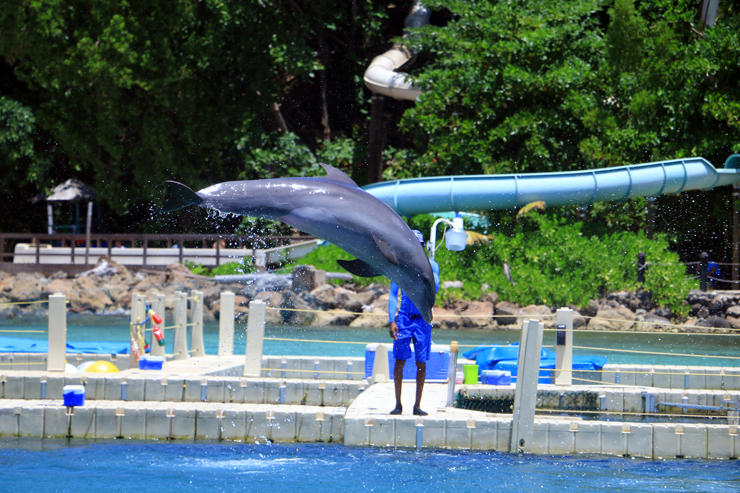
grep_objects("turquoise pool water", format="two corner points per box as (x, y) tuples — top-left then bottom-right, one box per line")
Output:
(1, 439), (738, 493)
(1, 315), (739, 367)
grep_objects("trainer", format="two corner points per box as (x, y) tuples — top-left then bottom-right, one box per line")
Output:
(388, 230), (440, 416)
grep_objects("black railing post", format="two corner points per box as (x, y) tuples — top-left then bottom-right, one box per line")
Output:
(637, 252), (646, 283)
(700, 252), (709, 292)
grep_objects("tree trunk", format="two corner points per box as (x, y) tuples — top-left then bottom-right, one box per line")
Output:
(368, 93), (385, 183)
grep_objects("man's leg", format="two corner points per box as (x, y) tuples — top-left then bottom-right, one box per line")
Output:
(413, 361), (427, 416)
(390, 359), (406, 414)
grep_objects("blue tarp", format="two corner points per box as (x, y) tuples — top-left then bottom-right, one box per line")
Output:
(462, 344), (606, 383)
(0, 336), (129, 354)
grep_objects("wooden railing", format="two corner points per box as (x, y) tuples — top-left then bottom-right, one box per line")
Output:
(0, 233), (317, 267)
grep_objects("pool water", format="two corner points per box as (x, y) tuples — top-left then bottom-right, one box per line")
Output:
(1, 316), (740, 367)
(0, 438), (738, 493)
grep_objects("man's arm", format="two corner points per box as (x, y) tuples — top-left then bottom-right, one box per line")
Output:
(430, 259), (440, 293)
(388, 282), (399, 340)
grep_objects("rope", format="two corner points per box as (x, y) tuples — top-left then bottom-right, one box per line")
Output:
(562, 368), (739, 377)
(534, 408), (724, 419)
(0, 299), (69, 306)
(572, 344), (740, 360)
(267, 306), (740, 335)
(265, 336), (371, 345)
(0, 329), (47, 334)
(260, 367), (365, 375)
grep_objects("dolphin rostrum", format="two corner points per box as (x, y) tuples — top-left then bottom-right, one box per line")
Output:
(162, 164), (436, 322)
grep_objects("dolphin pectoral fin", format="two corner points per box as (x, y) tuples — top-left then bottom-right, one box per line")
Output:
(337, 259), (381, 278)
(372, 233), (399, 265)
(318, 163), (360, 188)
(162, 181), (203, 212)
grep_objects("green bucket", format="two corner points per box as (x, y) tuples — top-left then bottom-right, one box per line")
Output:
(463, 364), (479, 384)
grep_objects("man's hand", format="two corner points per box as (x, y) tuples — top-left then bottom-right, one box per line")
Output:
(389, 321), (399, 340)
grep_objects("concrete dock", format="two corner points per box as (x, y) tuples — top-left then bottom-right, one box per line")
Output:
(1, 354), (739, 459)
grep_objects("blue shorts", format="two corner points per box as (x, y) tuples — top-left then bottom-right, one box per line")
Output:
(393, 313), (432, 362)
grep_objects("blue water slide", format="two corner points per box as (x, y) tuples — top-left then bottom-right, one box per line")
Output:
(363, 155), (740, 216)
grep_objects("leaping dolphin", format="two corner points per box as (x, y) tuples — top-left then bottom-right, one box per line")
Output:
(162, 164), (436, 322)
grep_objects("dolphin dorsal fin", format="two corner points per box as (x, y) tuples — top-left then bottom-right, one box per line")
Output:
(372, 232), (399, 265)
(337, 259), (381, 278)
(319, 163), (360, 187)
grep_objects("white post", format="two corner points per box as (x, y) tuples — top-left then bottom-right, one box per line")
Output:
(47, 203), (54, 235)
(47, 293), (67, 371)
(85, 200), (93, 266)
(369, 344), (390, 385)
(218, 291), (235, 356)
(243, 300), (266, 377)
(173, 291), (189, 360)
(510, 319), (544, 454)
(129, 293), (146, 368)
(554, 308), (574, 386)
(149, 292), (166, 357)
(190, 290), (205, 357)
(446, 341), (459, 406)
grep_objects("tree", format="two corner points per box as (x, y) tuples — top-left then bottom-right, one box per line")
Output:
(0, 0), (406, 232)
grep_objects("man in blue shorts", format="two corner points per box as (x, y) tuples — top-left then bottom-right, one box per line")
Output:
(388, 230), (440, 416)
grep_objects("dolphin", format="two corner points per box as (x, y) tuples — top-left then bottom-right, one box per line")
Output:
(162, 164), (436, 322)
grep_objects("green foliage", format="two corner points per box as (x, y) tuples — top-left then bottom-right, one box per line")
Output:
(0, 0), (398, 230)
(295, 243), (390, 287)
(400, 0), (740, 176)
(184, 259), (253, 277)
(431, 214), (692, 316)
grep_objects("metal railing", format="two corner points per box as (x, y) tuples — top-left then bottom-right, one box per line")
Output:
(0, 232), (316, 267)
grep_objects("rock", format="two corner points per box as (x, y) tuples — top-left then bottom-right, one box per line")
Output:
(650, 306), (673, 319)
(480, 291), (499, 305)
(607, 291), (631, 309)
(587, 306), (636, 331)
(336, 290), (375, 312)
(432, 307), (462, 329)
(495, 301), (520, 326)
(310, 309), (357, 327)
(459, 301), (494, 328)
(350, 292), (391, 328)
(76, 260), (118, 278)
(0, 274), (14, 293)
(7, 273), (46, 302)
(67, 276), (113, 313)
(285, 292), (318, 326)
(581, 300), (599, 318)
(133, 273), (166, 291)
(572, 310), (586, 329)
(44, 278), (74, 295)
(724, 315), (740, 329)
(311, 284), (339, 308)
(640, 313), (671, 331)
(726, 305), (740, 317)
(441, 280), (464, 289)
(348, 300), (387, 328)
(697, 315), (732, 329)
(708, 295), (727, 316)
(253, 291), (284, 325)
(49, 271), (68, 280)
(518, 304), (554, 329)
(444, 298), (468, 312)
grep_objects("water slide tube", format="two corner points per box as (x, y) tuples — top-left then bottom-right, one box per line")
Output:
(363, 156), (740, 216)
(362, 3), (740, 216)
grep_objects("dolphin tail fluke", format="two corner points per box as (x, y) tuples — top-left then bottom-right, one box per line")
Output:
(162, 181), (202, 212)
(337, 259), (381, 278)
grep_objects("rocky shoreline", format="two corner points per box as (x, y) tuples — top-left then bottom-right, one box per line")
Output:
(1, 259), (738, 334)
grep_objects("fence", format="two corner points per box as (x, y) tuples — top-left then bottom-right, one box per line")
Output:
(0, 232), (317, 268)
